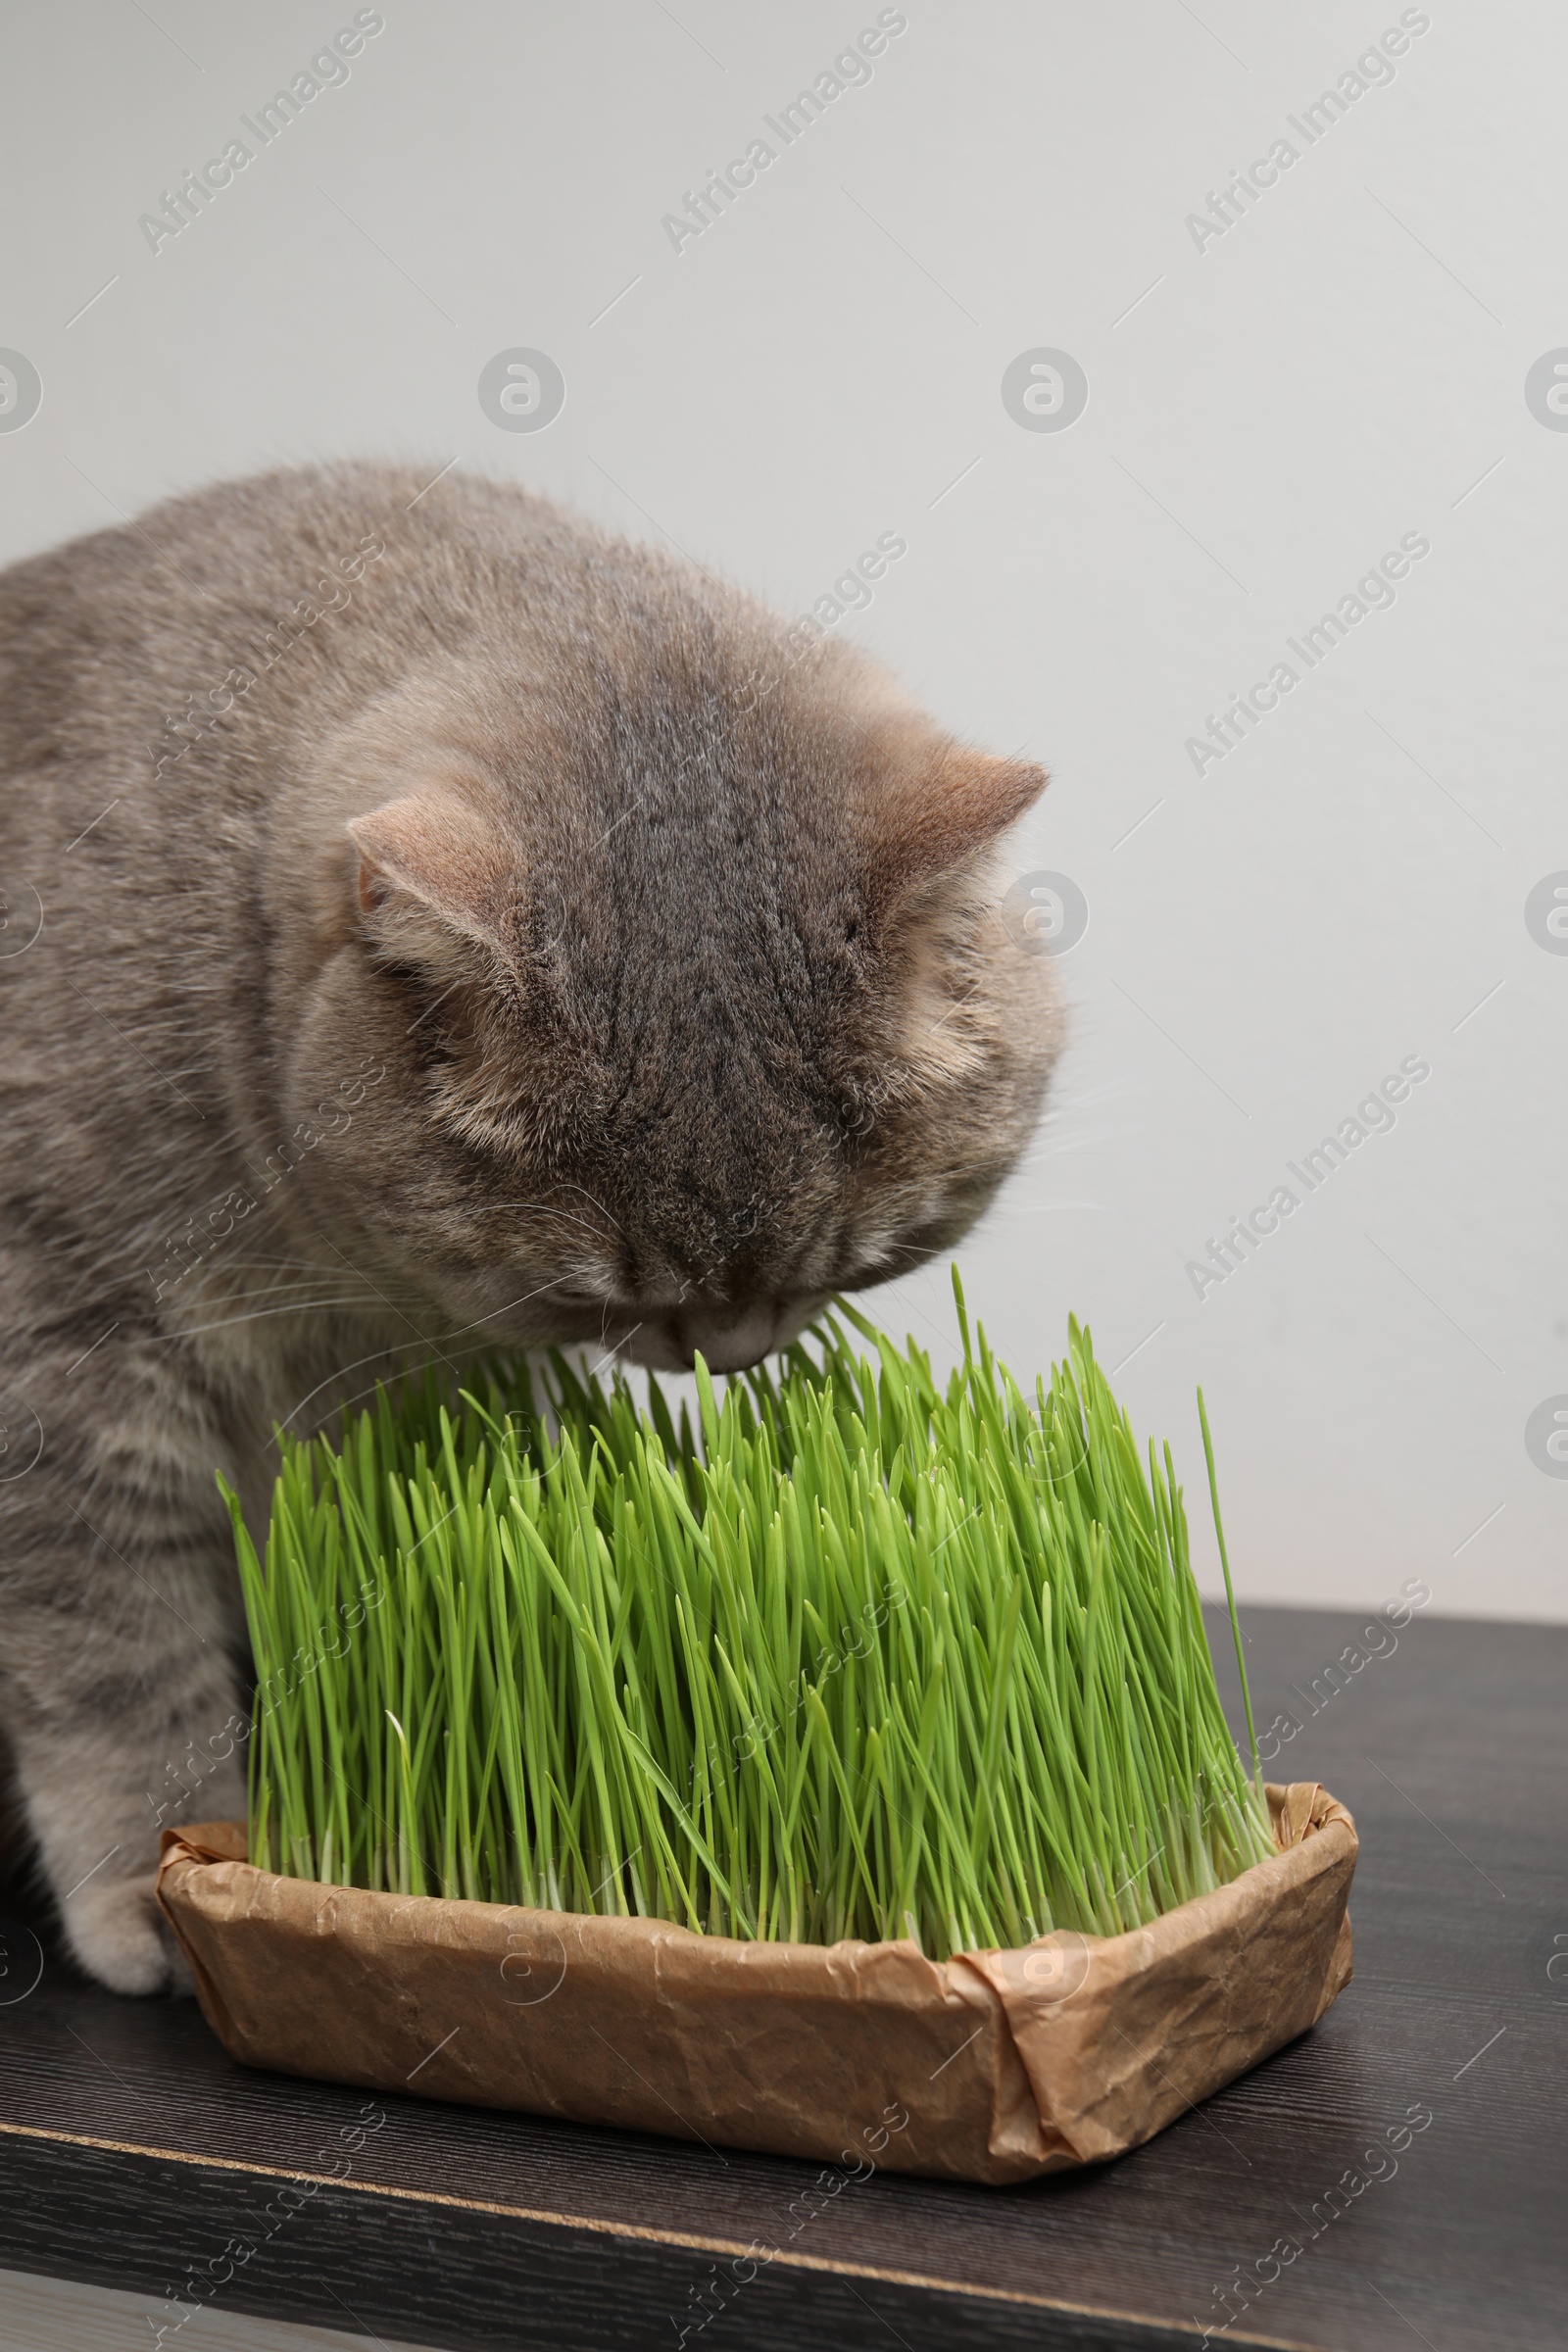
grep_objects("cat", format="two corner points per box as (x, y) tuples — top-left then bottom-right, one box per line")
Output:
(0, 461), (1061, 1992)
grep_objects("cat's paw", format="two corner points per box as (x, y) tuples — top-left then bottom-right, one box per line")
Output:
(63, 1874), (192, 1996)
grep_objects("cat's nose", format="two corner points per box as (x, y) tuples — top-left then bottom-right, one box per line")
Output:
(673, 1302), (779, 1373)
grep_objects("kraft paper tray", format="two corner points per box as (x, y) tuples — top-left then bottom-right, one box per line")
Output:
(157, 1780), (1355, 2186)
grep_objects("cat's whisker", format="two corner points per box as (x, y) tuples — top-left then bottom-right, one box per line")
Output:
(858, 1241), (932, 1270)
(416, 1199), (621, 1248)
(539, 1181), (628, 1241)
(312, 1238), (467, 1380)
(208, 1256), (368, 1275)
(1001, 1199), (1114, 1216)
(1019, 1131), (1124, 1165)
(153, 1298), (382, 1342)
(1052, 1077), (1140, 1111)
(279, 1342), (438, 1432)
(275, 1283), (576, 1435)
(474, 1203), (615, 1242)
(292, 1332), (525, 1436)
(171, 1278), (386, 1305)
(588, 1323), (642, 1377)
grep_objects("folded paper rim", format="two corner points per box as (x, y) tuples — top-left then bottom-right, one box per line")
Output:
(157, 1781), (1355, 2185)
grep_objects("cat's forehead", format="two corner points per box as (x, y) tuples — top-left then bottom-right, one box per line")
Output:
(531, 639), (859, 844)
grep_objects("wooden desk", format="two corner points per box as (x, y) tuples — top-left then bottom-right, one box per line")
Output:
(1, 1606), (1561, 2350)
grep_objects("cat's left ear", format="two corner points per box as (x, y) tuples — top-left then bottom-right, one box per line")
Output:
(868, 743), (1049, 901)
(346, 785), (514, 969)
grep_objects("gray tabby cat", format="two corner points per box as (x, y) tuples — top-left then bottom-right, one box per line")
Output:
(0, 463), (1059, 1992)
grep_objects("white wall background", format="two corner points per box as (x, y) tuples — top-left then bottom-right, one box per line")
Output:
(3, 0), (1563, 1621)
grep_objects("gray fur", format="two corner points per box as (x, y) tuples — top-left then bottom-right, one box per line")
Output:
(0, 463), (1060, 1990)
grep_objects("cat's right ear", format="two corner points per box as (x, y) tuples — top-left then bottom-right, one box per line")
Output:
(345, 787), (514, 973)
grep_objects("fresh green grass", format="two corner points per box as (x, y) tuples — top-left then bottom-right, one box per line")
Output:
(225, 1278), (1274, 1959)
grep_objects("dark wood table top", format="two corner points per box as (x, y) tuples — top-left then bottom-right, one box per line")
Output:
(0, 1603), (1562, 2352)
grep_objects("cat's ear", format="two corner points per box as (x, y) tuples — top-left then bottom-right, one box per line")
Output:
(868, 743), (1048, 901)
(345, 786), (514, 970)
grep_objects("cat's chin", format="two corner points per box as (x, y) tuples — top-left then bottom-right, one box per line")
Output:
(615, 1296), (832, 1376)
(615, 1321), (765, 1374)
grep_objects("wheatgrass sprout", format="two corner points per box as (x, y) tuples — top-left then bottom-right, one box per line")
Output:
(224, 1279), (1275, 1958)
